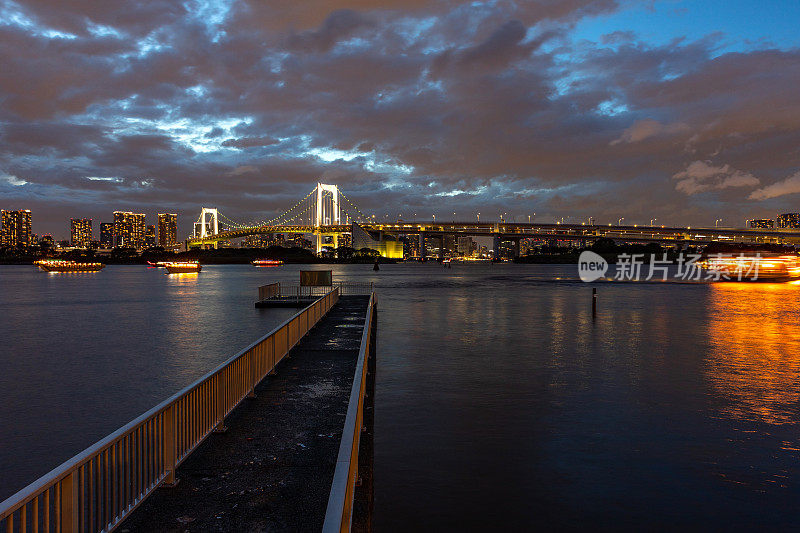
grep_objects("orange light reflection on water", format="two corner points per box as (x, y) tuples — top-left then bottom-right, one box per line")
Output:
(165, 272), (200, 283)
(707, 282), (800, 425)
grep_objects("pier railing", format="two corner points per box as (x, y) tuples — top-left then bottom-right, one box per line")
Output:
(0, 288), (340, 533)
(258, 282), (281, 300)
(323, 291), (376, 533)
(257, 281), (374, 301)
(334, 282), (374, 296)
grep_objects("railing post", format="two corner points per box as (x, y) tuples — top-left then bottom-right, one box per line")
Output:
(248, 349), (257, 398)
(214, 372), (227, 433)
(268, 334), (277, 375)
(59, 471), (79, 533)
(163, 405), (178, 486)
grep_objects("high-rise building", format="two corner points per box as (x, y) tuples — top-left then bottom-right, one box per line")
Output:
(100, 223), (114, 248)
(70, 218), (92, 248)
(457, 236), (476, 256)
(113, 211), (146, 248)
(402, 234), (421, 259)
(291, 234), (313, 249)
(748, 219), (774, 229)
(443, 235), (457, 257)
(498, 240), (516, 259)
(1, 209), (32, 248)
(423, 235), (441, 258)
(157, 213), (177, 247)
(776, 213), (800, 229)
(243, 234), (277, 248)
(144, 225), (156, 248)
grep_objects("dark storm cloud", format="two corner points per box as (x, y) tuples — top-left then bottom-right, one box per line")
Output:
(0, 121), (107, 157)
(286, 9), (374, 53)
(1, 0), (799, 237)
(220, 136), (280, 148)
(11, 0), (186, 37)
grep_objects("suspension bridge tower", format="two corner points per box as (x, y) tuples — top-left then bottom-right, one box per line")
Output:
(315, 183), (341, 254)
(193, 207), (219, 248)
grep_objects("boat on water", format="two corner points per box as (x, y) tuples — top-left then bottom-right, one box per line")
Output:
(251, 259), (284, 267)
(163, 261), (202, 274)
(35, 259), (105, 273)
(147, 261), (169, 267)
(700, 253), (800, 281)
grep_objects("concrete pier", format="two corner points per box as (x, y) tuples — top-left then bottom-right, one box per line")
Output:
(118, 295), (374, 532)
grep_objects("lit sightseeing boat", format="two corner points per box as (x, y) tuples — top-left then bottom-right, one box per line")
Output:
(163, 261), (202, 274)
(699, 253), (800, 281)
(251, 259), (284, 267)
(35, 259), (105, 273)
(147, 261), (169, 267)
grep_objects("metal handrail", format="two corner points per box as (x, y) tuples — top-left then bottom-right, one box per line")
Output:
(0, 288), (340, 533)
(258, 282), (281, 300)
(334, 281), (374, 296)
(257, 282), (374, 302)
(322, 292), (376, 532)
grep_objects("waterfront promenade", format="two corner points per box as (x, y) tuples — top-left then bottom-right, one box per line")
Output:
(119, 294), (374, 531)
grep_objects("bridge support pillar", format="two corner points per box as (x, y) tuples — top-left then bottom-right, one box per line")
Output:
(513, 239), (521, 258)
(492, 235), (501, 261)
(315, 233), (323, 255)
(438, 235), (445, 260)
(419, 233), (426, 261)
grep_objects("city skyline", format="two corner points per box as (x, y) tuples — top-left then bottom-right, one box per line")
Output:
(1, 1), (800, 236)
(7, 204), (800, 245)
(0, 208), (179, 248)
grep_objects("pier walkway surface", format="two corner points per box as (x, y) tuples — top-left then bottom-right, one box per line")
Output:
(118, 295), (373, 532)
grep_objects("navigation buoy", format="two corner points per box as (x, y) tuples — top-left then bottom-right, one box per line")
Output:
(373, 261), (380, 271)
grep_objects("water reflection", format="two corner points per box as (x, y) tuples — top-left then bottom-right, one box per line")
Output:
(0, 265), (299, 500)
(165, 272), (200, 283)
(707, 282), (800, 425)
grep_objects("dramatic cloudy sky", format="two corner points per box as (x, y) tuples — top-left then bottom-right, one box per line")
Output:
(2, 0), (800, 238)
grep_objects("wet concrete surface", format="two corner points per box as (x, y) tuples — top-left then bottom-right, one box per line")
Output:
(119, 295), (370, 532)
(254, 297), (318, 308)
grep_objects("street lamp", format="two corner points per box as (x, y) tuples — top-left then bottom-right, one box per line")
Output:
(477, 212), (480, 222)
(650, 218), (657, 226)
(618, 217), (625, 225)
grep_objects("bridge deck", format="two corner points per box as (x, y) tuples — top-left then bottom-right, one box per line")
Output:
(118, 295), (372, 532)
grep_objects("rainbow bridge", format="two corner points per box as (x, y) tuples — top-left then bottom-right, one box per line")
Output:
(186, 183), (800, 257)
